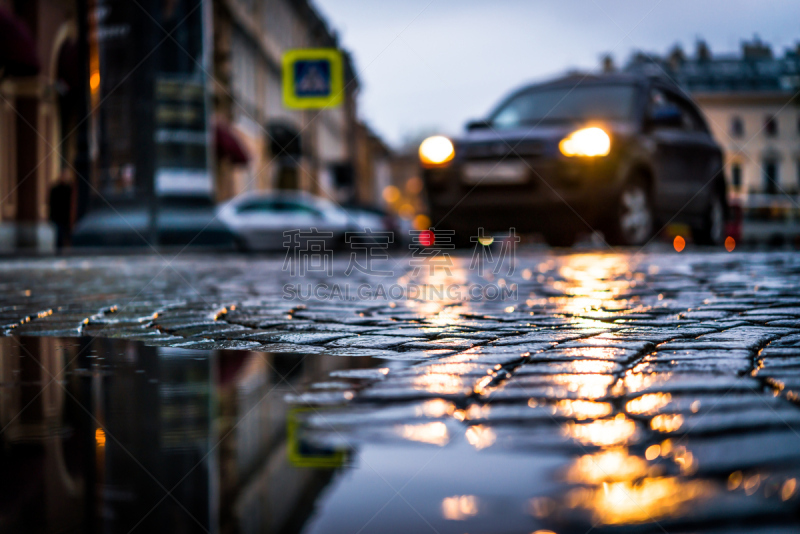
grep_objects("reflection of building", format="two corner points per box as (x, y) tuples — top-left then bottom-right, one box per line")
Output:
(212, 0), (386, 205)
(625, 38), (800, 241)
(0, 338), (215, 532)
(0, 1), (83, 252)
(0, 338), (89, 532)
(0, 336), (367, 532)
(217, 350), (362, 533)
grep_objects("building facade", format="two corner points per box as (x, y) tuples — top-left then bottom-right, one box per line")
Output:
(212, 0), (375, 205)
(626, 39), (800, 208)
(0, 0), (84, 251)
(0, 0), (390, 253)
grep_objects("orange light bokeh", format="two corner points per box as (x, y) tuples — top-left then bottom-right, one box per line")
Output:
(725, 236), (735, 252)
(673, 236), (685, 252)
(382, 185), (400, 203)
(90, 71), (101, 92)
(413, 214), (431, 230)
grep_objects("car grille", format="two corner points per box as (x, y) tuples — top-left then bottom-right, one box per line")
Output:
(461, 140), (545, 160)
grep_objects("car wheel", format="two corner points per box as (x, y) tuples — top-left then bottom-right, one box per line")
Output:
(453, 231), (476, 249)
(606, 179), (654, 247)
(693, 190), (725, 246)
(543, 228), (577, 248)
(435, 226), (473, 249)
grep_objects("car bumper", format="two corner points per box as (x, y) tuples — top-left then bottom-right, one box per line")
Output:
(424, 157), (623, 232)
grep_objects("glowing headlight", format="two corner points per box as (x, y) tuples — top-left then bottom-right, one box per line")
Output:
(419, 136), (455, 166)
(559, 127), (611, 157)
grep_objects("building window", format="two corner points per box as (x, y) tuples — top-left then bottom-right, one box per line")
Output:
(730, 116), (744, 138)
(764, 115), (778, 137)
(731, 162), (742, 189)
(763, 159), (779, 194)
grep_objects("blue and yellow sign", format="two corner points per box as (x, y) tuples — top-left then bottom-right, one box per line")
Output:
(283, 48), (344, 109)
(287, 407), (347, 468)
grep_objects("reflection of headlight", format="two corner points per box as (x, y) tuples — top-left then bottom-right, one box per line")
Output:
(419, 136), (455, 166)
(559, 127), (611, 157)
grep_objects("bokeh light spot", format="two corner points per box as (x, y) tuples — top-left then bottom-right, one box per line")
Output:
(406, 176), (424, 194)
(419, 230), (435, 247)
(382, 185), (400, 204)
(413, 214), (431, 230)
(90, 71), (101, 92)
(398, 203), (415, 220)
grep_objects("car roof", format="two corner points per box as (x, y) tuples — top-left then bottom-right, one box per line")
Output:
(511, 72), (681, 93)
(233, 191), (325, 202)
(481, 72), (689, 123)
(227, 191), (340, 209)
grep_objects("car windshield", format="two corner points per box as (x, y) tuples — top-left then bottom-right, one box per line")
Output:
(236, 199), (320, 215)
(489, 85), (637, 128)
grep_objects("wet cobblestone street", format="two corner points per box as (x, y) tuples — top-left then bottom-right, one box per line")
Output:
(2, 249), (800, 533)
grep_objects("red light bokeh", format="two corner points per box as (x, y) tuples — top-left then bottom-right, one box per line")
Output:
(419, 230), (435, 247)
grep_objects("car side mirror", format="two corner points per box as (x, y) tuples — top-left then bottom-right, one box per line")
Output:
(647, 105), (683, 128)
(466, 119), (490, 131)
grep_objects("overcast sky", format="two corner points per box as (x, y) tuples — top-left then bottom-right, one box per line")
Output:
(311, 0), (800, 148)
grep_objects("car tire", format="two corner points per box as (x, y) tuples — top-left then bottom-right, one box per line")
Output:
(543, 228), (577, 248)
(693, 189), (726, 246)
(605, 177), (655, 247)
(437, 227), (473, 249)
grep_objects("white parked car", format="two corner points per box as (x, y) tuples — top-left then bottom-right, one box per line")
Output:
(217, 192), (351, 251)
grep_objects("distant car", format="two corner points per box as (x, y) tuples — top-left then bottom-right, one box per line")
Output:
(218, 191), (353, 251)
(420, 74), (728, 247)
(73, 197), (236, 248)
(341, 204), (404, 247)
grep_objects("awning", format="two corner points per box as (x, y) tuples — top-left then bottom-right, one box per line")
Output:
(215, 121), (250, 165)
(0, 7), (40, 78)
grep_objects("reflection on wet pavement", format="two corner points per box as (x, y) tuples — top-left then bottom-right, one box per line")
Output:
(1, 251), (800, 532)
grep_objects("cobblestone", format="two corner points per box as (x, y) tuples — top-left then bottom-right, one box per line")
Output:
(2, 250), (800, 531)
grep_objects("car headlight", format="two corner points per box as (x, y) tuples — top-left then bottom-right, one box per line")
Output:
(559, 127), (611, 157)
(419, 136), (455, 166)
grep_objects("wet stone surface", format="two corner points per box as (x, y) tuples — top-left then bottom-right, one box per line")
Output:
(1, 250), (800, 533)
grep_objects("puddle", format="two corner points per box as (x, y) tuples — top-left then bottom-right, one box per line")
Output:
(0, 337), (374, 533)
(1, 336), (799, 534)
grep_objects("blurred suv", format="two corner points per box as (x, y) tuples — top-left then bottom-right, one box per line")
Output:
(420, 74), (728, 247)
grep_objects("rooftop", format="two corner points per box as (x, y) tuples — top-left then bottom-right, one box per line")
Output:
(623, 37), (800, 93)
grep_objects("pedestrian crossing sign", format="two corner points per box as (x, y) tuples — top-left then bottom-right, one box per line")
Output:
(283, 49), (344, 109)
